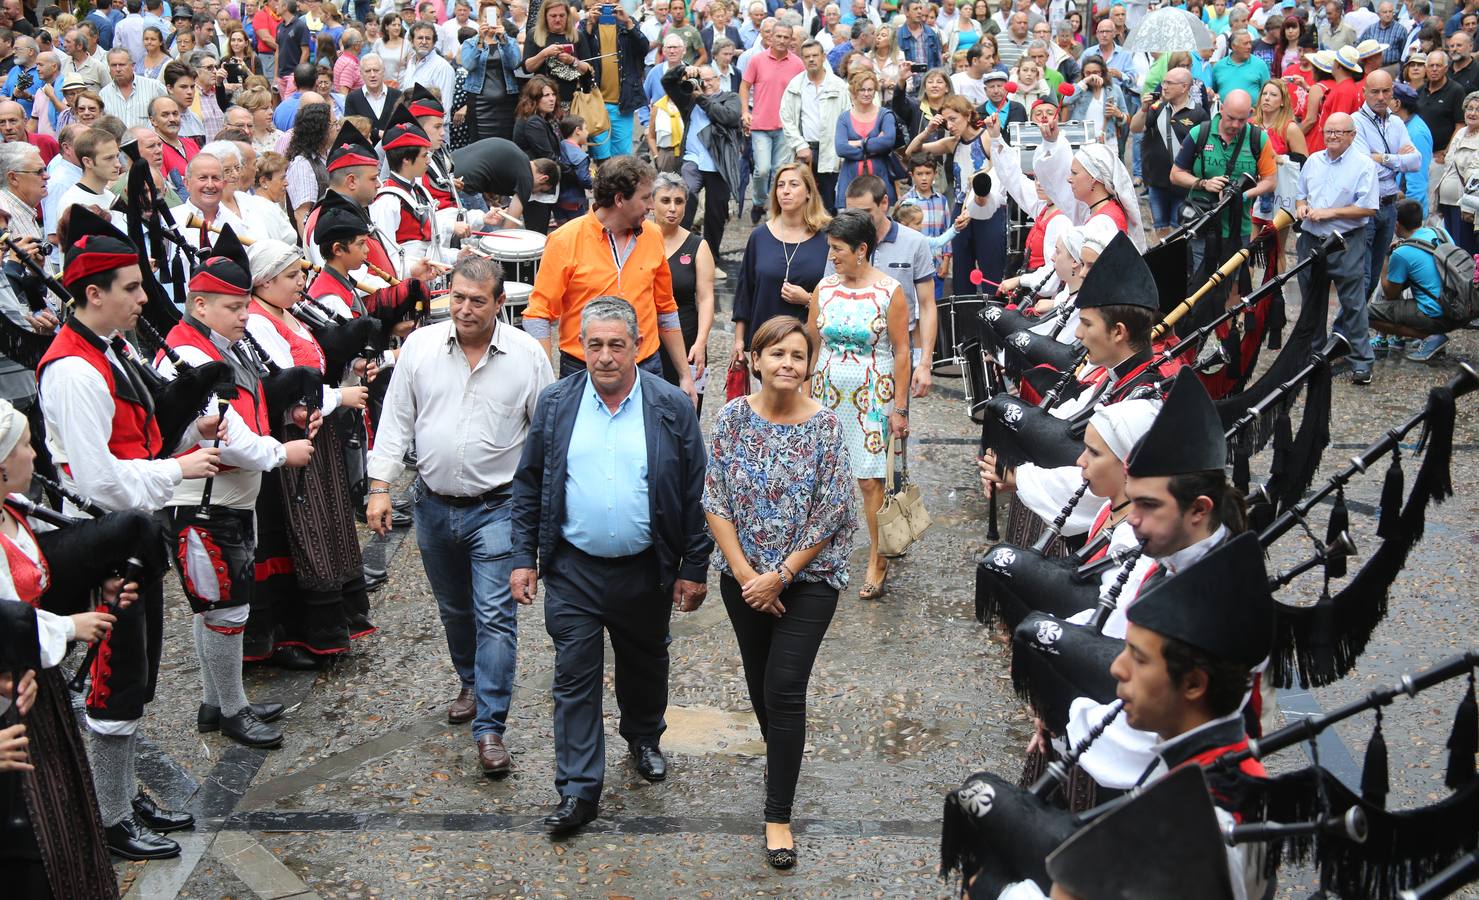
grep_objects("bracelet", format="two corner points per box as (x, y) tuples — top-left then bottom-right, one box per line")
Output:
(777, 563), (795, 587)
(367, 487), (391, 495)
(895, 407), (909, 417)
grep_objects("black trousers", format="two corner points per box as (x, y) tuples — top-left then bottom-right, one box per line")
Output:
(543, 541), (671, 803)
(805, 141), (838, 215)
(679, 163), (730, 263)
(720, 573), (838, 823)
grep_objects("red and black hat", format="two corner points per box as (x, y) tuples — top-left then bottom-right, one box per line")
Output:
(326, 121), (380, 173)
(405, 83), (444, 119)
(312, 187), (371, 247)
(380, 105), (432, 152)
(61, 206), (140, 289)
(187, 223), (253, 296)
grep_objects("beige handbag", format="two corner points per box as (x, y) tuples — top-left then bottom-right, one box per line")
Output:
(877, 437), (931, 558)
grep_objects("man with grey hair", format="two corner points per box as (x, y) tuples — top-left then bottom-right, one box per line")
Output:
(60, 27), (107, 88)
(1418, 49), (1468, 160)
(334, 27), (364, 94)
(100, 47), (166, 129)
(0, 140), (46, 246)
(510, 293), (710, 837)
(1, 34), (39, 105)
(344, 52), (401, 142)
(1446, 30), (1479, 93)
(171, 149), (253, 248)
(368, 253), (553, 780)
(816, 3), (842, 51)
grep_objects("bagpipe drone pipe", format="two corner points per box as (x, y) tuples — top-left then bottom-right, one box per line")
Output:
(941, 654), (1479, 900)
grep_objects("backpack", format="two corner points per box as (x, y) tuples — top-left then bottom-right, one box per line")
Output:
(1395, 231), (1479, 322)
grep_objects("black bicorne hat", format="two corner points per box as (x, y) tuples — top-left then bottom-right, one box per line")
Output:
(1045, 765), (1237, 900)
(1125, 368), (1226, 477)
(312, 187), (372, 247)
(326, 121), (380, 172)
(188, 223), (252, 296)
(61, 206), (139, 289)
(1126, 531), (1275, 668)
(405, 83), (445, 119)
(1078, 231), (1159, 311)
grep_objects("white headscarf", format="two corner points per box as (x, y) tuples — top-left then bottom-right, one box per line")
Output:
(247, 239), (304, 287)
(1074, 143), (1148, 252)
(1090, 398), (1162, 462)
(0, 398), (26, 462)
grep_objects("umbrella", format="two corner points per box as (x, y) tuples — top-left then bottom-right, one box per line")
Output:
(1125, 8), (1215, 53)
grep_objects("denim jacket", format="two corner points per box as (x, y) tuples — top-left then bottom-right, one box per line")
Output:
(897, 23), (943, 70)
(460, 33), (522, 95)
(1067, 80), (1128, 145)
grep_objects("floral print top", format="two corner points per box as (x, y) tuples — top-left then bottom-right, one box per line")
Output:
(703, 398), (858, 590)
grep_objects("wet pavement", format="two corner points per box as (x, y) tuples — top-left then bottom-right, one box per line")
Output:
(100, 233), (1479, 899)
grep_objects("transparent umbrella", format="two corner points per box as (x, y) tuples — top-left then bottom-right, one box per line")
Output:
(1124, 8), (1215, 54)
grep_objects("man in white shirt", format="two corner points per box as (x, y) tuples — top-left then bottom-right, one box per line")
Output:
(41, 123), (84, 258)
(172, 151), (256, 249)
(439, 0), (474, 58)
(366, 254), (553, 779)
(951, 43), (991, 105)
(54, 126), (123, 236)
(781, 39), (850, 213)
(401, 21), (455, 126)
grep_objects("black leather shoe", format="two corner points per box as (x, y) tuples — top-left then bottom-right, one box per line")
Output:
(543, 796), (598, 835)
(362, 564), (388, 591)
(198, 701), (286, 732)
(105, 815), (181, 860)
(220, 707), (285, 749)
(631, 743), (667, 782)
(270, 645), (322, 670)
(132, 790), (195, 833)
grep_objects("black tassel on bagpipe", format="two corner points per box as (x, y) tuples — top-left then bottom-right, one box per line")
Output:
(1379, 446), (1405, 541)
(1362, 708), (1390, 809)
(1326, 486), (1350, 581)
(1447, 670), (1477, 790)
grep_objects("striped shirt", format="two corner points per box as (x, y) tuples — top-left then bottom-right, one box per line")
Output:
(1359, 20), (1408, 65)
(900, 187), (952, 273)
(99, 77), (167, 130)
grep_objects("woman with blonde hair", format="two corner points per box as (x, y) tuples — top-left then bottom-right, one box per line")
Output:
(1251, 78), (1305, 248)
(834, 69), (900, 206)
(731, 162), (831, 365)
(236, 87), (283, 155)
(521, 0), (593, 103)
(867, 24), (905, 98)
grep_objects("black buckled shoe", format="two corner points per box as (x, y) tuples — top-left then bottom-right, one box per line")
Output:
(198, 701), (286, 733)
(542, 795), (598, 835)
(105, 814), (181, 860)
(132, 790), (195, 834)
(220, 707), (285, 749)
(631, 743), (667, 782)
(270, 645), (323, 670)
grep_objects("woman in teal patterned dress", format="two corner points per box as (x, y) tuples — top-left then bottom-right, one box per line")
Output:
(807, 209), (912, 600)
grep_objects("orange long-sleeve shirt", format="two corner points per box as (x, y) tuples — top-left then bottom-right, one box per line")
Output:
(525, 212), (677, 363)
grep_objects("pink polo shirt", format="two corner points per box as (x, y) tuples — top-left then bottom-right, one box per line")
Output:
(743, 50), (805, 131)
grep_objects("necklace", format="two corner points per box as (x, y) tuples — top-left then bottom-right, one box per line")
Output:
(777, 219), (805, 285)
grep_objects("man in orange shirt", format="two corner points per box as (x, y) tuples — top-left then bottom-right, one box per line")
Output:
(525, 155), (697, 404)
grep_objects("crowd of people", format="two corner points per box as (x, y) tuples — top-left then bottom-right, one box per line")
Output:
(0, 0), (1474, 896)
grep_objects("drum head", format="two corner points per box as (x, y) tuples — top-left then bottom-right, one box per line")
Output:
(428, 295), (451, 321)
(503, 281), (533, 303)
(479, 229), (547, 261)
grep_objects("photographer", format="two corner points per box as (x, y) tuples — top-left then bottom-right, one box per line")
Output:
(579, 0), (649, 160)
(1131, 65), (1206, 240)
(662, 62), (742, 262)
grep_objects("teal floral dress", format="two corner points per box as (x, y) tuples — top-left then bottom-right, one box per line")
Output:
(810, 273), (900, 480)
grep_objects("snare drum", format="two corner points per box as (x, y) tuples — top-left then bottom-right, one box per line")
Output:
(933, 295), (987, 375)
(427, 294), (451, 323)
(960, 337), (991, 424)
(479, 229), (546, 285)
(501, 281), (533, 325)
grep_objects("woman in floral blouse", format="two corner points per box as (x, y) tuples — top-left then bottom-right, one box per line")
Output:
(703, 316), (856, 873)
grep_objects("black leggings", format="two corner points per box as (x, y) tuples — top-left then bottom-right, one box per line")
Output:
(720, 573), (838, 823)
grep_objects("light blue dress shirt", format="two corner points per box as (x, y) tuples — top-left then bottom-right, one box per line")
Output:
(1352, 105), (1421, 198)
(562, 374), (652, 558)
(685, 103), (717, 172)
(1296, 146), (1380, 237)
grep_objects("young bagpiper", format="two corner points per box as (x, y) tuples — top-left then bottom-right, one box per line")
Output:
(158, 224), (316, 748)
(36, 206), (224, 859)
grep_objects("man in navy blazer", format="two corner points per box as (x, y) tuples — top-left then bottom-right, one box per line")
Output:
(510, 296), (711, 836)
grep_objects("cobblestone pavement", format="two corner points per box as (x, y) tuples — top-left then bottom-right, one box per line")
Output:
(101, 234), (1479, 899)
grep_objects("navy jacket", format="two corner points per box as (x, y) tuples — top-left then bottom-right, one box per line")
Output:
(510, 371), (712, 593)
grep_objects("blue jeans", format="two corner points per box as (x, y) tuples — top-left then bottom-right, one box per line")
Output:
(750, 128), (788, 209)
(1146, 184), (1186, 230)
(590, 104), (634, 160)
(414, 484), (518, 739)
(1364, 201), (1397, 301)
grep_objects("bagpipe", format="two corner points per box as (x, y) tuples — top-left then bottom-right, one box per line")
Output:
(998, 363), (1477, 766)
(942, 653), (1479, 900)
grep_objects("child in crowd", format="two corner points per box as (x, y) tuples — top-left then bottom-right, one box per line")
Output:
(555, 114), (592, 226)
(898, 155), (953, 297)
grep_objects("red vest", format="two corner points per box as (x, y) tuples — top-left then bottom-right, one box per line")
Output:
(308, 268), (358, 314)
(376, 178), (433, 244)
(1092, 200), (1129, 232)
(249, 302), (326, 372)
(1, 502), (48, 606)
(1024, 207), (1063, 271)
(305, 200), (400, 278)
(162, 321), (270, 438)
(421, 173), (455, 211)
(37, 323), (162, 461)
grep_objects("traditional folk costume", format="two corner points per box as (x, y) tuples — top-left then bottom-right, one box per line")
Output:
(0, 395), (117, 897)
(35, 211), (207, 856)
(1031, 139), (1147, 252)
(945, 532), (1276, 900)
(303, 123), (402, 278)
(242, 240), (373, 666)
(405, 85), (495, 243)
(368, 109), (444, 278)
(157, 227), (289, 747)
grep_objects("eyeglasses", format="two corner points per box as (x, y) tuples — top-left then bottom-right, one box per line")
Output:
(12, 168), (47, 176)
(1323, 128), (1355, 136)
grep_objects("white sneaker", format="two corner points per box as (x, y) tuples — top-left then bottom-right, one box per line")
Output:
(714, 269), (728, 281)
